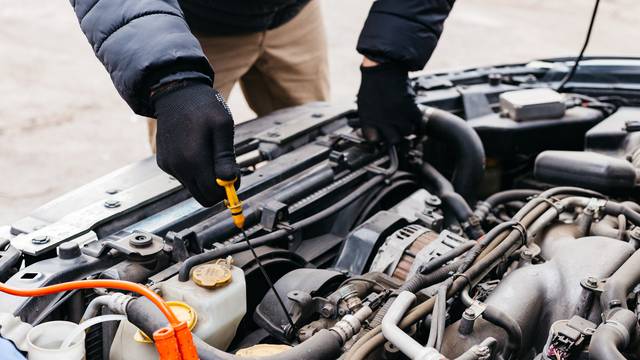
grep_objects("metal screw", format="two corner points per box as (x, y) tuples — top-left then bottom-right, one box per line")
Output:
(105, 188), (119, 195)
(586, 276), (598, 288)
(31, 235), (50, 245)
(267, 131), (280, 138)
(311, 113), (323, 118)
(104, 199), (121, 208)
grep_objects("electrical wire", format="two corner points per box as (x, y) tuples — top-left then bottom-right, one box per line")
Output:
(557, 0), (601, 91)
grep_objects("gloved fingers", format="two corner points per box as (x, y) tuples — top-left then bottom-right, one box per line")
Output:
(211, 118), (240, 182)
(188, 141), (227, 206)
(192, 175), (226, 207)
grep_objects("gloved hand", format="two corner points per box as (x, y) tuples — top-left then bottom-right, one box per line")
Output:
(357, 63), (422, 144)
(152, 81), (239, 207)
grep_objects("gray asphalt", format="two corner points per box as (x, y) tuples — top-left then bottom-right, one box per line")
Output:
(1, 0), (639, 224)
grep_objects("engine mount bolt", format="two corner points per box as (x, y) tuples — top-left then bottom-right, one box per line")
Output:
(104, 199), (121, 208)
(31, 235), (50, 245)
(459, 309), (476, 335)
(129, 234), (153, 248)
(425, 195), (441, 206)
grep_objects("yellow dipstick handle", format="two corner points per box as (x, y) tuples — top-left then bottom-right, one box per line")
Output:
(216, 178), (245, 229)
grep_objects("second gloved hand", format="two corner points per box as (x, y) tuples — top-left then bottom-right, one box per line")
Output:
(357, 64), (422, 144)
(153, 81), (239, 207)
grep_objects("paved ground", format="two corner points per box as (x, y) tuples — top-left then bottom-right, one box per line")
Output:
(1, 0), (639, 224)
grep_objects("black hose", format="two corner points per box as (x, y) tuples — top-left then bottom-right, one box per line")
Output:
(460, 286), (522, 359)
(481, 305), (522, 359)
(601, 249), (640, 310)
(540, 186), (605, 199)
(418, 241), (476, 275)
(419, 162), (484, 239)
(178, 175), (385, 281)
(604, 201), (640, 227)
(126, 297), (343, 360)
(474, 189), (541, 221)
(588, 308), (636, 360)
(421, 107), (485, 202)
(457, 221), (520, 275)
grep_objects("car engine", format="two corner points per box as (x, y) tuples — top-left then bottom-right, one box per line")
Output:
(2, 58), (640, 360)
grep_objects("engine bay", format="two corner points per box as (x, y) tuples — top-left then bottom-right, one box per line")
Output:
(2, 57), (640, 359)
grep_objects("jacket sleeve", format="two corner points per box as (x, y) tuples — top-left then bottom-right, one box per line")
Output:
(356, 0), (454, 71)
(70, 0), (214, 116)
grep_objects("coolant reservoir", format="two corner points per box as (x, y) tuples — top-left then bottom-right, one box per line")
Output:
(110, 264), (246, 359)
(27, 321), (85, 360)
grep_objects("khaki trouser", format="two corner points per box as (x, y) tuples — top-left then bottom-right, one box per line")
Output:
(147, 0), (329, 151)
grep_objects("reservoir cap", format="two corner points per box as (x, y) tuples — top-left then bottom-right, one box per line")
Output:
(191, 257), (233, 289)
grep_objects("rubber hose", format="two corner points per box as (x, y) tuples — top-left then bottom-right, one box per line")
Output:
(604, 201), (640, 227)
(474, 189), (540, 221)
(421, 107), (485, 201)
(126, 297), (343, 360)
(460, 286), (522, 359)
(481, 304), (522, 359)
(419, 162), (484, 239)
(588, 308), (636, 360)
(601, 249), (640, 310)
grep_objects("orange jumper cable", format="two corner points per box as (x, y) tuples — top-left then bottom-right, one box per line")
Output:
(0, 279), (198, 359)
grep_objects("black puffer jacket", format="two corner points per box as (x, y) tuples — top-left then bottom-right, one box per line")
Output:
(70, 0), (454, 116)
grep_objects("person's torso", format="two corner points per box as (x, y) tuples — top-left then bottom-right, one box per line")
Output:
(179, 0), (312, 35)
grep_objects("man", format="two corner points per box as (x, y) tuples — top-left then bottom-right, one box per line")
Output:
(70, 0), (453, 206)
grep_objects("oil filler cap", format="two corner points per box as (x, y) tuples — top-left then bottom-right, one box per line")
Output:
(134, 301), (197, 343)
(236, 344), (291, 357)
(191, 257), (233, 288)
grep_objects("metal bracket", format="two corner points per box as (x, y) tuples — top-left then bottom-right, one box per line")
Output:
(87, 231), (164, 258)
(580, 276), (606, 293)
(11, 174), (180, 256)
(466, 300), (488, 320)
(260, 201), (289, 231)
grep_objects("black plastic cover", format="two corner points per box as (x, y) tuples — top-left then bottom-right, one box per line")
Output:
(470, 107), (604, 157)
(534, 150), (638, 192)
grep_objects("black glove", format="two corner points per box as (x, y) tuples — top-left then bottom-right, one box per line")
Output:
(357, 64), (422, 144)
(153, 81), (239, 207)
